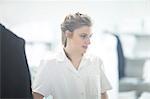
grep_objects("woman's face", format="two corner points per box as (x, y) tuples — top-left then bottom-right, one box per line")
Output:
(69, 26), (93, 54)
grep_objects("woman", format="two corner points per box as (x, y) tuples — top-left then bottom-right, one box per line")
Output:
(32, 12), (112, 99)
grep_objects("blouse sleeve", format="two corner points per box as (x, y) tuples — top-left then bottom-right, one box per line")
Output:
(98, 58), (112, 93)
(32, 60), (54, 97)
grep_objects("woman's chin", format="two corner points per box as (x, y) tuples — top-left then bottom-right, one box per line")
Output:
(82, 49), (87, 53)
(79, 48), (87, 54)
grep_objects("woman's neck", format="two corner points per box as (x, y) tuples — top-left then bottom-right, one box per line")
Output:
(64, 46), (83, 70)
(64, 46), (83, 61)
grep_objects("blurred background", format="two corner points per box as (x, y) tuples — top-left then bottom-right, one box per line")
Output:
(0, 0), (150, 99)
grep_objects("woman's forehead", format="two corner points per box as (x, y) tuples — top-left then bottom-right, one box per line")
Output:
(73, 26), (92, 34)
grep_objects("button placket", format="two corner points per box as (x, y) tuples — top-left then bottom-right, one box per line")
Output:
(76, 75), (86, 99)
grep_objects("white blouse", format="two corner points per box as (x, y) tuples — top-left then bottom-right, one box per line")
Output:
(32, 49), (112, 99)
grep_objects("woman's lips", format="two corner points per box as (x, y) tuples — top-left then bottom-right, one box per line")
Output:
(82, 46), (88, 49)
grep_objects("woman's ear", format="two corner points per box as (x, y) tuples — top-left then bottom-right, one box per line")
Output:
(65, 30), (72, 38)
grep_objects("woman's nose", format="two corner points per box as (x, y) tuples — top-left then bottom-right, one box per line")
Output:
(86, 38), (91, 45)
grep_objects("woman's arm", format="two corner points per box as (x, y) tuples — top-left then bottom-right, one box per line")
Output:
(33, 92), (44, 99)
(101, 92), (108, 99)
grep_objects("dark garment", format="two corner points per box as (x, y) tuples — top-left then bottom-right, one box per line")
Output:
(0, 23), (33, 99)
(113, 34), (125, 79)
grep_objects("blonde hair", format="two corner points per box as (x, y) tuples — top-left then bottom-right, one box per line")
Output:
(61, 12), (92, 47)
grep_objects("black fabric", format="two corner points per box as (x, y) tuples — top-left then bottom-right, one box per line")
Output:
(0, 23), (33, 99)
(113, 34), (125, 79)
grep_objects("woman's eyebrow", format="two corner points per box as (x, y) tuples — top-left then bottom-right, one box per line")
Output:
(80, 33), (92, 35)
(80, 33), (87, 35)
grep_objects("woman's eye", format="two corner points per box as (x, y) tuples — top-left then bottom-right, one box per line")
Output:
(80, 35), (87, 38)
